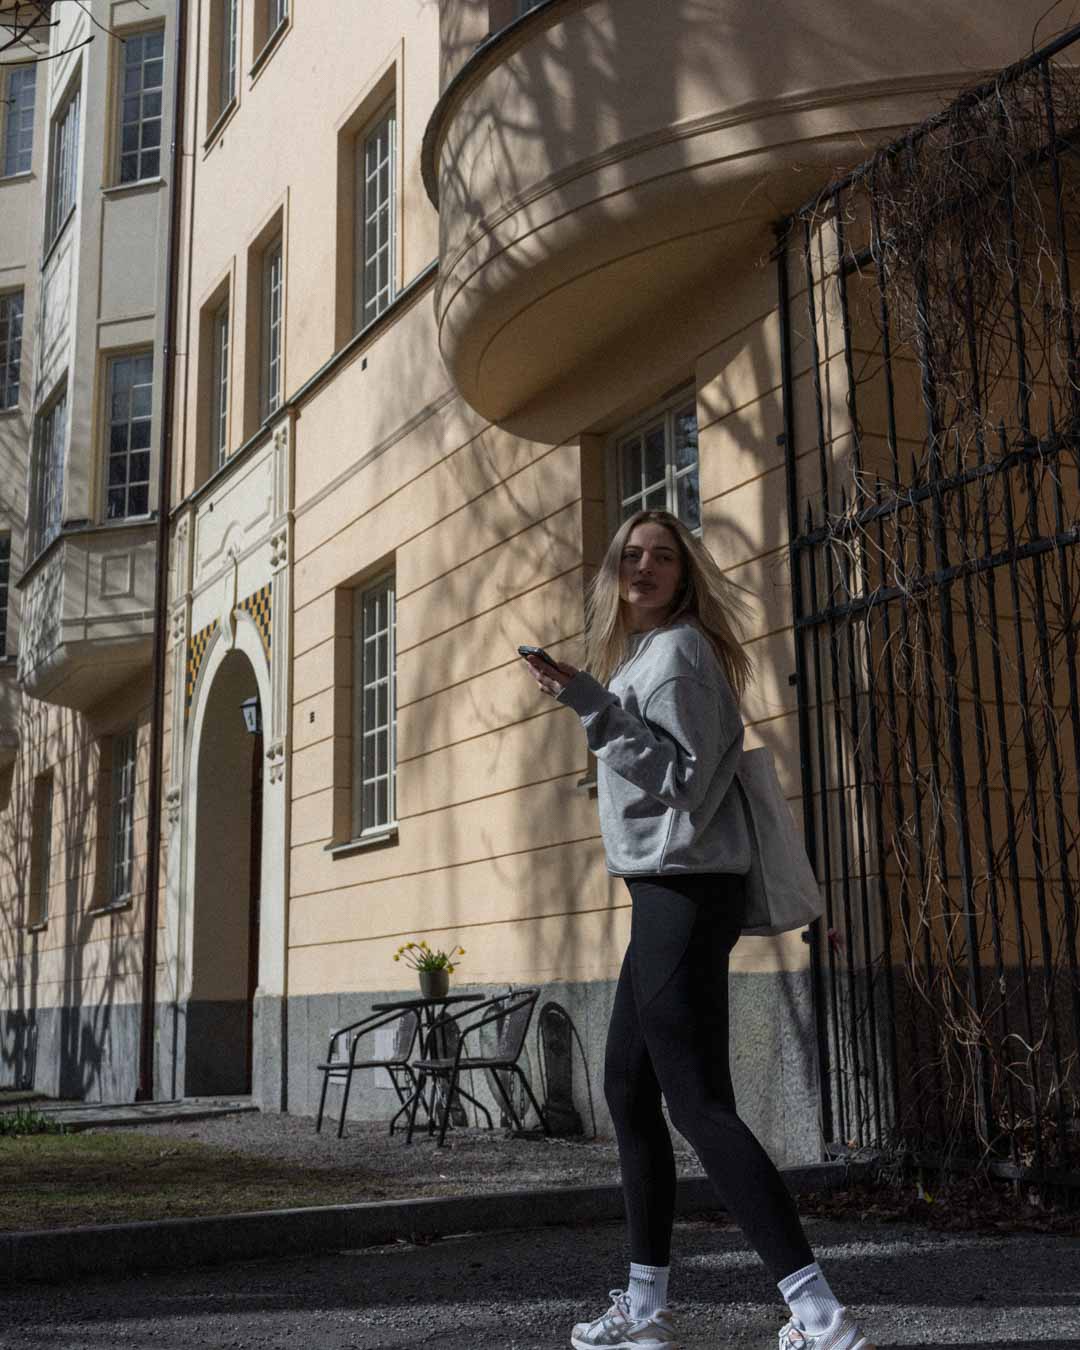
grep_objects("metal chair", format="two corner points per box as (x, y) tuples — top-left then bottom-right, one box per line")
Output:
(315, 1007), (422, 1138)
(407, 987), (550, 1147)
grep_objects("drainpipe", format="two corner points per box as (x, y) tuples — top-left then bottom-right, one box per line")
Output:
(137, 0), (187, 1102)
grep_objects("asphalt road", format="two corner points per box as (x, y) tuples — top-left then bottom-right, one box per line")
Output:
(1, 1215), (1077, 1350)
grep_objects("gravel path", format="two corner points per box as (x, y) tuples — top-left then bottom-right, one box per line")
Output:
(119, 1110), (706, 1197)
(2, 1215), (1077, 1349)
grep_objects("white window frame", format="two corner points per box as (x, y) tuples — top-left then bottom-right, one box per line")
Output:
(355, 101), (396, 331)
(261, 237), (283, 420)
(0, 289), (23, 410)
(31, 386), (66, 557)
(45, 84), (80, 249)
(30, 772), (53, 926)
(212, 299), (230, 467)
(267, 0), (288, 33)
(3, 64), (36, 177)
(611, 387), (701, 535)
(109, 728), (137, 903)
(352, 573), (396, 838)
(0, 532), (10, 660)
(116, 25), (165, 186)
(105, 351), (153, 521)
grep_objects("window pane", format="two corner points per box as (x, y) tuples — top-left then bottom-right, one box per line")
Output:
(619, 434), (641, 500)
(676, 470), (700, 531)
(4, 66), (36, 176)
(353, 575), (396, 835)
(643, 424), (666, 488)
(119, 29), (164, 185)
(357, 106), (395, 328)
(0, 534), (10, 659)
(106, 354), (154, 519)
(673, 402), (698, 469)
(0, 292), (23, 409)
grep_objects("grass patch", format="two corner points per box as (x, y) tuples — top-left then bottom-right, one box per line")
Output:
(0, 1132), (401, 1232)
(0, 1107), (66, 1137)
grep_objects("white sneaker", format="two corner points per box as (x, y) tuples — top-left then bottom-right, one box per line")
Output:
(570, 1288), (681, 1348)
(778, 1310), (875, 1350)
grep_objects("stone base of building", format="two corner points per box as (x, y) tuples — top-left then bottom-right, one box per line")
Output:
(286, 970), (821, 1168)
(0, 974), (818, 1164)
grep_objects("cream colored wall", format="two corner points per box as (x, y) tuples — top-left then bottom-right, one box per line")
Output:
(167, 1), (885, 1002)
(174, 0), (439, 499)
(169, 2), (1075, 1033)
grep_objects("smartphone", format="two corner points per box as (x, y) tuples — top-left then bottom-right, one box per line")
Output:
(517, 644), (562, 672)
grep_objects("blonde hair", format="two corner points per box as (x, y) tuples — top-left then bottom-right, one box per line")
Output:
(584, 510), (754, 698)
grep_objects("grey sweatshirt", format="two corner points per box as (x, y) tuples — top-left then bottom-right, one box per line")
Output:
(556, 619), (751, 877)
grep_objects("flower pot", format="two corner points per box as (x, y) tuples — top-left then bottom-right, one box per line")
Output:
(419, 969), (449, 1000)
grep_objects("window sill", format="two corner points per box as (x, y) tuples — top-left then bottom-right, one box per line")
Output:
(0, 170), (33, 186)
(102, 176), (165, 199)
(324, 826), (398, 858)
(90, 898), (133, 917)
(0, 404), (22, 417)
(25, 920), (47, 934)
(576, 771), (597, 797)
(41, 205), (76, 271)
(203, 97), (238, 152)
(249, 17), (290, 83)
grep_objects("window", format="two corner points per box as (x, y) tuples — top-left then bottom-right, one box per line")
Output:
(31, 388), (66, 556)
(0, 290), (22, 409)
(353, 574), (396, 836)
(253, 0), (288, 62)
(220, 0), (238, 115)
(3, 64), (36, 176)
(105, 352), (153, 519)
(109, 728), (137, 903)
(29, 772), (53, 927)
(45, 84), (80, 248)
(212, 299), (229, 467)
(356, 104), (396, 329)
(261, 238), (283, 419)
(0, 533), (9, 659)
(615, 392), (700, 532)
(516, 0), (545, 15)
(117, 28), (164, 184)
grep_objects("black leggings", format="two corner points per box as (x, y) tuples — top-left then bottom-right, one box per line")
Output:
(605, 872), (814, 1283)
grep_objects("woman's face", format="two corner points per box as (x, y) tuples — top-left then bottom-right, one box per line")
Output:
(619, 521), (684, 629)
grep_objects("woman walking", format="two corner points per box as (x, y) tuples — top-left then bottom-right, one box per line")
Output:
(520, 509), (873, 1350)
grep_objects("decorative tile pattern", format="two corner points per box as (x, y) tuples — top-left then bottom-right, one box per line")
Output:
(186, 618), (219, 716)
(238, 581), (272, 660)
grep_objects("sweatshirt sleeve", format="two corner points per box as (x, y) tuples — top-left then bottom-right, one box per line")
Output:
(557, 668), (743, 812)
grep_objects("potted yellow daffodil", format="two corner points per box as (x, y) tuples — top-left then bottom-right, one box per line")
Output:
(393, 939), (465, 999)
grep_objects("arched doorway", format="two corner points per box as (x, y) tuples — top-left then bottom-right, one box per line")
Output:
(184, 648), (263, 1096)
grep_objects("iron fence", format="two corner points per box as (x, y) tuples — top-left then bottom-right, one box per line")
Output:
(777, 25), (1080, 1180)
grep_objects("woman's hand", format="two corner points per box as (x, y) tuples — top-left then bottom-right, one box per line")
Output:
(521, 652), (577, 697)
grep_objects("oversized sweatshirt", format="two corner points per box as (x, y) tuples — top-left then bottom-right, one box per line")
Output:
(556, 619), (752, 876)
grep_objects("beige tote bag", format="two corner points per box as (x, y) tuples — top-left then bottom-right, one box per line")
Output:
(734, 746), (824, 937)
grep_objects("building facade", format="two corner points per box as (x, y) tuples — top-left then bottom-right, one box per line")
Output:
(0, 0), (175, 1101)
(0, 0), (1067, 1166)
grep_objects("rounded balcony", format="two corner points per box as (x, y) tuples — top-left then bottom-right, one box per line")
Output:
(425, 0), (1052, 442)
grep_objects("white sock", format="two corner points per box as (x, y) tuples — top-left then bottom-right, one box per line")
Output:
(628, 1262), (669, 1320)
(778, 1262), (842, 1335)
